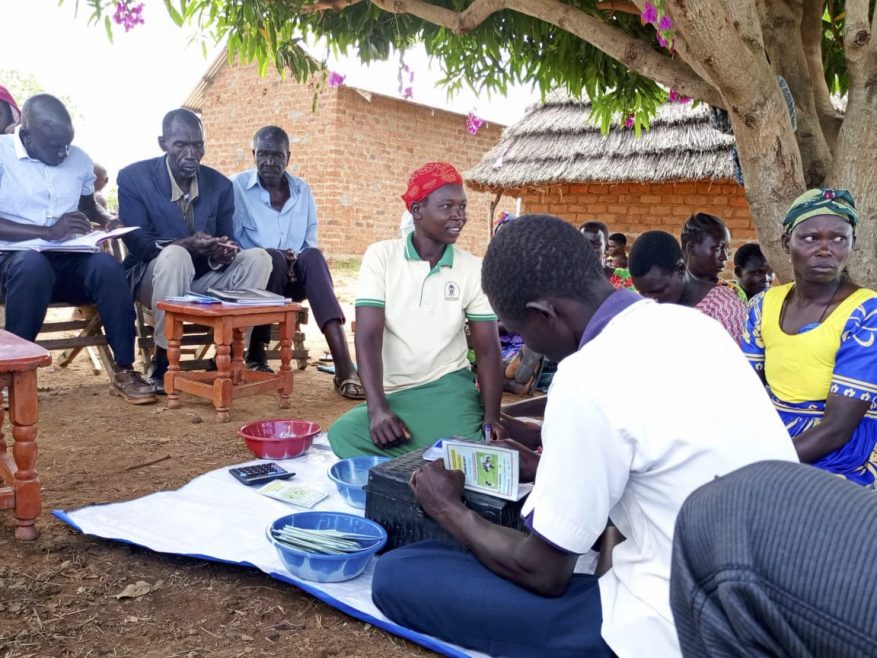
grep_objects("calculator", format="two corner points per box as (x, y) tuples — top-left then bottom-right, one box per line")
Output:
(229, 462), (295, 486)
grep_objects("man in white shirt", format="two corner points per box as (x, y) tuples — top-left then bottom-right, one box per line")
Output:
(371, 215), (797, 657)
(0, 94), (155, 404)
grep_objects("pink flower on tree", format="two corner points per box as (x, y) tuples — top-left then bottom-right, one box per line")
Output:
(641, 1), (658, 24)
(398, 60), (415, 100)
(658, 15), (672, 30)
(466, 113), (486, 135)
(327, 72), (346, 88)
(624, 114), (635, 128)
(668, 89), (691, 104)
(657, 34), (669, 49)
(113, 1), (144, 32)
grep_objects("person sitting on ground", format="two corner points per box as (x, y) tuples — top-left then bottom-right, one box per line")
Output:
(733, 242), (774, 300)
(327, 162), (502, 458)
(680, 212), (746, 300)
(742, 188), (877, 487)
(0, 94), (155, 403)
(607, 231), (628, 268)
(230, 126), (362, 398)
(0, 85), (21, 135)
(579, 220), (634, 289)
(630, 230), (747, 343)
(118, 108), (272, 393)
(672, 460), (877, 657)
(371, 215), (796, 658)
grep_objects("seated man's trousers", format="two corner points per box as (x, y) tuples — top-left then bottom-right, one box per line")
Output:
(672, 460), (877, 658)
(0, 250), (136, 366)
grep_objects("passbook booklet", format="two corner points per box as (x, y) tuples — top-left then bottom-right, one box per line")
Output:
(3, 226), (139, 253)
(442, 439), (534, 501)
(207, 287), (291, 306)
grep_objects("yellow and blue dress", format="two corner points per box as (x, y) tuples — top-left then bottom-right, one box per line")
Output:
(742, 282), (877, 486)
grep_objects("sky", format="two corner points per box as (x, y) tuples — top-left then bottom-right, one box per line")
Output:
(0, 0), (539, 179)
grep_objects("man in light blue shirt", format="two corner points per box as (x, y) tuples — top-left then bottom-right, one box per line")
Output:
(0, 94), (155, 404)
(231, 125), (362, 399)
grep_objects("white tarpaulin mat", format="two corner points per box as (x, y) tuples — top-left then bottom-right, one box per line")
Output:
(54, 434), (486, 658)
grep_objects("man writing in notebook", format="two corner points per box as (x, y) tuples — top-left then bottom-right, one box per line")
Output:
(0, 94), (155, 403)
(118, 109), (272, 393)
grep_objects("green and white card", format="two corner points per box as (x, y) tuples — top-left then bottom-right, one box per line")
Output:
(257, 480), (328, 508)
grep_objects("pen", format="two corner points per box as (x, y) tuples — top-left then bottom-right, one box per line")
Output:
(483, 423), (492, 442)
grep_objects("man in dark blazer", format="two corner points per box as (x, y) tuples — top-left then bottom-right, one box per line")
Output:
(119, 108), (271, 391)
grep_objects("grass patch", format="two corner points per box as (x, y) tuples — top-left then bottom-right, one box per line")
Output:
(328, 256), (362, 274)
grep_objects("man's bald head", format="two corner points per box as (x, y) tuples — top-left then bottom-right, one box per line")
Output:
(21, 94), (72, 132)
(19, 94), (74, 166)
(161, 108), (201, 139)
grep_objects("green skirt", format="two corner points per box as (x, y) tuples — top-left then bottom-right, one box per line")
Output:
(327, 368), (484, 458)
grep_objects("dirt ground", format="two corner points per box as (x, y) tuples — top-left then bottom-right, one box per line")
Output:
(0, 263), (440, 658)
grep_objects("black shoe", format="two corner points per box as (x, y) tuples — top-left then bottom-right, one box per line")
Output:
(245, 354), (275, 373)
(147, 347), (169, 395)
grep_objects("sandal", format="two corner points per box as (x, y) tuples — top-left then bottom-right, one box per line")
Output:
(334, 375), (366, 400)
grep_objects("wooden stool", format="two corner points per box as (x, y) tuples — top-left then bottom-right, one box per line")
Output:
(156, 301), (302, 423)
(0, 330), (52, 540)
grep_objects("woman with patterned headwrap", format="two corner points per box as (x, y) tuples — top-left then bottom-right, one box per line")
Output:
(328, 162), (503, 458)
(742, 188), (877, 487)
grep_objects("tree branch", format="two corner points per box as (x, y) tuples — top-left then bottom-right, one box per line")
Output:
(366, 0), (724, 106)
(758, 0), (833, 186)
(666, 0), (805, 283)
(801, 0), (843, 148)
(595, 1), (639, 14)
(844, 0), (871, 65)
(301, 0), (363, 13)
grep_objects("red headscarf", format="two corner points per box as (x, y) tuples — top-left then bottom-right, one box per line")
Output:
(0, 85), (21, 125)
(401, 162), (464, 211)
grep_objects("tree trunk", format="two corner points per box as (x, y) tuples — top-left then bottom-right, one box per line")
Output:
(759, 0), (834, 187)
(801, 0), (843, 149)
(827, 88), (877, 288)
(824, 0), (877, 289)
(666, 0), (805, 284)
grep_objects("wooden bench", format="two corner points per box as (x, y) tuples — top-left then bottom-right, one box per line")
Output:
(0, 302), (115, 377)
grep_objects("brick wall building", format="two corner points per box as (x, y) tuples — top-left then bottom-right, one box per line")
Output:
(519, 181), (755, 247)
(183, 55), (503, 257)
(467, 92), (756, 258)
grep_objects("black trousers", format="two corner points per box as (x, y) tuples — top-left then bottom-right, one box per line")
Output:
(0, 250), (135, 366)
(671, 460), (877, 658)
(250, 247), (345, 347)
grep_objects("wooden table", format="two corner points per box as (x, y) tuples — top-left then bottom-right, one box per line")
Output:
(156, 301), (302, 422)
(0, 330), (52, 540)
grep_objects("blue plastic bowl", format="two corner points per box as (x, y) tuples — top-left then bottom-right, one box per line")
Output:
(328, 456), (391, 509)
(266, 512), (387, 583)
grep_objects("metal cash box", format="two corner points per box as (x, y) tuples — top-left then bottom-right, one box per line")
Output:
(364, 445), (528, 552)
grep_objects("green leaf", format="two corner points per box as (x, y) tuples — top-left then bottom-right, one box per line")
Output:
(163, 0), (184, 26)
(104, 14), (114, 43)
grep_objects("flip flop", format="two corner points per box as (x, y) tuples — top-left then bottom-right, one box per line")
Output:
(334, 375), (366, 400)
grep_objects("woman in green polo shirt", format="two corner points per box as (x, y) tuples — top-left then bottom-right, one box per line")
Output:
(328, 162), (503, 458)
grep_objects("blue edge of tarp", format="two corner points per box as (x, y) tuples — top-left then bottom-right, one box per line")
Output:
(52, 509), (469, 658)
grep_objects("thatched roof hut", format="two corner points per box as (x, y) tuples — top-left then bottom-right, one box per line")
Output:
(465, 90), (754, 247)
(467, 90), (737, 193)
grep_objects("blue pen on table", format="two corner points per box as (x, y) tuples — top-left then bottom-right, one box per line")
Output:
(483, 423), (492, 442)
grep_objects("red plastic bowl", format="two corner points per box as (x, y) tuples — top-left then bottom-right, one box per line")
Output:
(238, 419), (321, 460)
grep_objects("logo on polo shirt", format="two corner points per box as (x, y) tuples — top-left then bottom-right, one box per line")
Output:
(444, 281), (460, 301)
